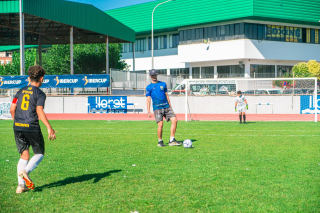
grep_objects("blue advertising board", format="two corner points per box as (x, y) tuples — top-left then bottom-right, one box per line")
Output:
(88, 96), (128, 113)
(0, 74), (110, 89)
(300, 95), (320, 114)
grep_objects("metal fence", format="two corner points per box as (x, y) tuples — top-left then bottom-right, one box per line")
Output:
(0, 70), (178, 97)
(110, 69), (177, 92)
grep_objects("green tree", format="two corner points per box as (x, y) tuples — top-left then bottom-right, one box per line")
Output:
(43, 43), (128, 75)
(0, 49), (37, 76)
(273, 60), (320, 88)
(0, 43), (128, 76)
(42, 45), (71, 75)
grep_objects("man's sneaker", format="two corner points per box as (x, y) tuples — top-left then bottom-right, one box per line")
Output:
(239, 122), (242, 124)
(169, 138), (182, 146)
(243, 121), (247, 124)
(19, 170), (35, 190)
(158, 141), (166, 147)
(16, 185), (30, 193)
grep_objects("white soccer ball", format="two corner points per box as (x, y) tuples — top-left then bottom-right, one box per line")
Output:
(183, 139), (192, 148)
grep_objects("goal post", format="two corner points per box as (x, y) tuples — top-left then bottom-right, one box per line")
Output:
(184, 77), (318, 122)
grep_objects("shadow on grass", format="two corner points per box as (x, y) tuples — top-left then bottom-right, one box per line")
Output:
(35, 170), (121, 191)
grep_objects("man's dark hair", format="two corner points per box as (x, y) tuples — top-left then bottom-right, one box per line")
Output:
(237, 90), (242, 94)
(28, 65), (46, 82)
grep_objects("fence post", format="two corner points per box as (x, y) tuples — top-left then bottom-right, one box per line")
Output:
(110, 68), (112, 95)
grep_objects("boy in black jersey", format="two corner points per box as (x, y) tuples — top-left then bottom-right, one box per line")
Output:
(10, 65), (56, 193)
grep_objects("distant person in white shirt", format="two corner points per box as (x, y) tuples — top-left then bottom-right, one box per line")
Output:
(235, 91), (248, 124)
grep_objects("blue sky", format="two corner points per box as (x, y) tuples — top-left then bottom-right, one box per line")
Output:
(68, 0), (157, 11)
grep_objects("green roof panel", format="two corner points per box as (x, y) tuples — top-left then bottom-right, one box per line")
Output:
(106, 0), (320, 35)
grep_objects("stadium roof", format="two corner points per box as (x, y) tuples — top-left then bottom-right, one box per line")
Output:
(0, 0), (135, 46)
(106, 0), (320, 35)
(0, 45), (51, 52)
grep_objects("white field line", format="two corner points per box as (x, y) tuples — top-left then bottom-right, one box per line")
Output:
(0, 128), (316, 132)
(0, 132), (319, 137)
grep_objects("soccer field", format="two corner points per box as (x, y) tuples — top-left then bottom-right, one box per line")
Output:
(1, 120), (319, 212)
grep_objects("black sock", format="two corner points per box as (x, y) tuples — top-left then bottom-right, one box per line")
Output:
(239, 115), (242, 122)
(243, 114), (246, 122)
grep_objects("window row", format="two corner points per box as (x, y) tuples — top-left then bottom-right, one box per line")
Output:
(179, 23), (320, 44)
(122, 34), (179, 53)
(130, 65), (295, 79)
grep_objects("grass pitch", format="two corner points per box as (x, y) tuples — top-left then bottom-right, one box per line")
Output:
(0, 120), (319, 212)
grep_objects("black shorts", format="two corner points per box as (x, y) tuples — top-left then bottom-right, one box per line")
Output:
(154, 107), (176, 123)
(14, 131), (45, 155)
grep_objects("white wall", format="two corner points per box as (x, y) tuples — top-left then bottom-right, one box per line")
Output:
(121, 39), (320, 72)
(0, 95), (304, 115)
(178, 40), (320, 63)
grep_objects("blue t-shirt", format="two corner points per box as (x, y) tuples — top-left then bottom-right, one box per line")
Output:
(146, 81), (169, 111)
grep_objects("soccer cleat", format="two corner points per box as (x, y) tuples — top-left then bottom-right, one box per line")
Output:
(169, 138), (182, 146)
(243, 121), (247, 124)
(239, 122), (242, 124)
(16, 185), (30, 193)
(158, 141), (166, 147)
(19, 170), (35, 190)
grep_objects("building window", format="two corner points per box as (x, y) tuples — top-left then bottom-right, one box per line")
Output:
(6, 60), (10, 64)
(217, 65), (245, 78)
(250, 65), (275, 78)
(0, 60), (4, 65)
(129, 43), (133, 52)
(277, 66), (293, 77)
(149, 35), (167, 50)
(156, 69), (167, 75)
(122, 43), (128, 53)
(169, 34), (179, 48)
(135, 38), (146, 52)
(170, 68), (189, 78)
(192, 67), (200, 79)
(201, 66), (214, 78)
(229, 24), (234, 40)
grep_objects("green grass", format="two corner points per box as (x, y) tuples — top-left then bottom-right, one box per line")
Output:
(1, 120), (320, 212)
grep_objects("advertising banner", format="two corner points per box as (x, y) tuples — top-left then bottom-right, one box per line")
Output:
(300, 95), (320, 114)
(88, 96), (128, 113)
(0, 74), (110, 89)
(266, 25), (302, 42)
(0, 102), (12, 119)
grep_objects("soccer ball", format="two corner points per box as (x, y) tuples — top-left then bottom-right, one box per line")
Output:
(183, 139), (192, 148)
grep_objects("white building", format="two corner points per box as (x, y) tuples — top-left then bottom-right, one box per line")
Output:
(107, 0), (320, 79)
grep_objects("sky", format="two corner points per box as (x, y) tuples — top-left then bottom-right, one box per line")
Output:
(68, 0), (157, 11)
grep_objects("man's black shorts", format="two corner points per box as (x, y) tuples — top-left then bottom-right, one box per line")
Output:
(14, 131), (45, 155)
(154, 107), (176, 123)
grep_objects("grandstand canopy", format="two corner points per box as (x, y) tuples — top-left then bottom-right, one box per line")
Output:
(0, 0), (135, 46)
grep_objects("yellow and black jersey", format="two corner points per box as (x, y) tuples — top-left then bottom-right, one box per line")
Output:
(12, 86), (46, 132)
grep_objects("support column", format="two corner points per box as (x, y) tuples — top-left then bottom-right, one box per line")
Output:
(244, 60), (250, 78)
(214, 66), (218, 79)
(133, 42), (136, 89)
(275, 65), (277, 78)
(38, 35), (42, 66)
(167, 68), (170, 75)
(199, 67), (202, 79)
(106, 36), (109, 74)
(19, 0), (25, 75)
(70, 26), (74, 75)
(189, 66), (192, 79)
(133, 43), (135, 71)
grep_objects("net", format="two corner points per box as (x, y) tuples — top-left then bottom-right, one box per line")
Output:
(184, 78), (318, 122)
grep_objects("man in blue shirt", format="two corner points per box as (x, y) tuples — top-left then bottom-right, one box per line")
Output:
(146, 69), (181, 147)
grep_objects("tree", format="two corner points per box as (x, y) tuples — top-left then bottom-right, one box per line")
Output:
(0, 43), (129, 76)
(0, 49), (37, 76)
(273, 60), (320, 88)
(43, 43), (128, 75)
